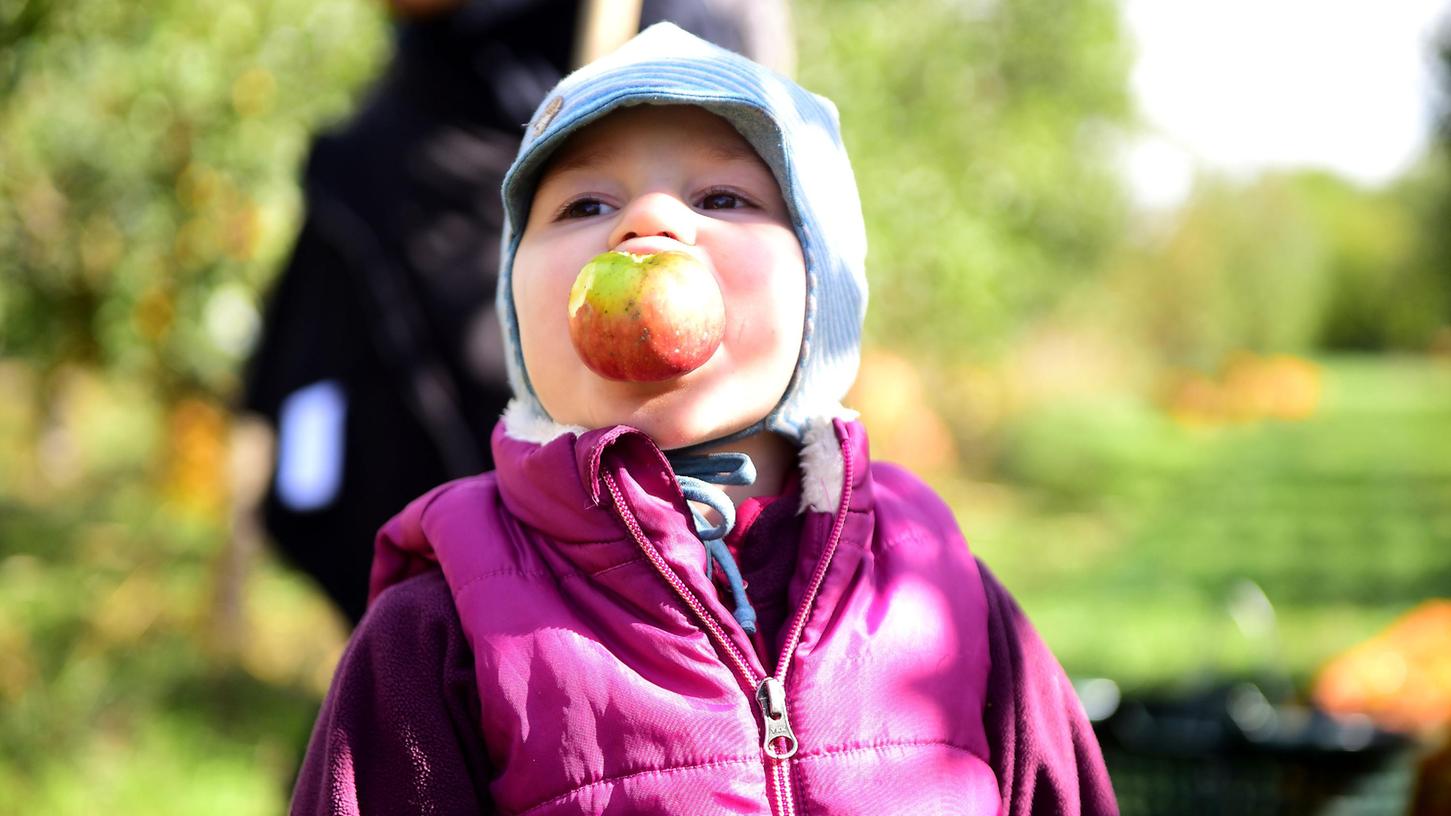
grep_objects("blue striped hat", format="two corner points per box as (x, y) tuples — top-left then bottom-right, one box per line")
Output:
(497, 22), (867, 444)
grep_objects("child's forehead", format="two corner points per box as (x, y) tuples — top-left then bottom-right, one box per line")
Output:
(539, 104), (766, 178)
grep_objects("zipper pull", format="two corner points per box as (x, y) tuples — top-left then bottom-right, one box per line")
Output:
(755, 677), (799, 759)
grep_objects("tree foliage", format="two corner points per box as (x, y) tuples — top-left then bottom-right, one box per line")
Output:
(1097, 14), (1451, 368)
(0, 0), (387, 398)
(1100, 166), (1451, 370)
(793, 0), (1135, 360)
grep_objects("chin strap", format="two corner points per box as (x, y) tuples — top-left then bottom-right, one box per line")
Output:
(667, 451), (759, 635)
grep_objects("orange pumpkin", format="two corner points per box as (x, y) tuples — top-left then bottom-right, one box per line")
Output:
(1313, 601), (1451, 735)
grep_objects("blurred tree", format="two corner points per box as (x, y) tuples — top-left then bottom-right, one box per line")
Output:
(794, 0), (1135, 360)
(0, 0), (388, 401)
(0, 4), (387, 806)
(1312, 165), (1450, 351)
(1101, 168), (1450, 370)
(1114, 175), (1330, 367)
(1420, 18), (1451, 347)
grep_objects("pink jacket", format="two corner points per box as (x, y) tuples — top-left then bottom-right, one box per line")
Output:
(367, 416), (1002, 814)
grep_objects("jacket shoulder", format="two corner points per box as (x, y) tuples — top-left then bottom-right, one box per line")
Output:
(868, 461), (971, 551)
(371, 472), (516, 603)
(414, 471), (505, 521)
(383, 472), (505, 547)
(869, 461), (952, 506)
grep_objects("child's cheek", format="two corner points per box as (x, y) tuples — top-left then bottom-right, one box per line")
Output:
(511, 247), (567, 354)
(714, 232), (803, 292)
(713, 238), (805, 357)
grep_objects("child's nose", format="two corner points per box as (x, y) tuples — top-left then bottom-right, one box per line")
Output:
(609, 193), (697, 248)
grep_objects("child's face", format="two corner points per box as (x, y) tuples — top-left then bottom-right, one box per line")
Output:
(513, 105), (806, 449)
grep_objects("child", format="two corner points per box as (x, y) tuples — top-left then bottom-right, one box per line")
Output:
(292, 23), (1116, 816)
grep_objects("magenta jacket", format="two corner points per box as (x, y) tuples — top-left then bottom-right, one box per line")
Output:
(293, 417), (1117, 815)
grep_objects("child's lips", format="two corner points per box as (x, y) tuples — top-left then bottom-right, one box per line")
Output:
(612, 236), (698, 259)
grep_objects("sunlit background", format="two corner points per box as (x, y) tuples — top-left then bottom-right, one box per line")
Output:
(2, 0), (1449, 812)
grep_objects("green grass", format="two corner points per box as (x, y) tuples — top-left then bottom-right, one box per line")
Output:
(961, 355), (1451, 690)
(0, 476), (341, 815)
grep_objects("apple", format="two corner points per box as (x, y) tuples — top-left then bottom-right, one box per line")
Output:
(567, 250), (726, 382)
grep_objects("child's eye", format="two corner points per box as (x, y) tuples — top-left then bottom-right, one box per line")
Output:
(696, 189), (754, 211)
(555, 197), (616, 220)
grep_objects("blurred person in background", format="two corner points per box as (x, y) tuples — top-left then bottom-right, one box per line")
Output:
(243, 0), (791, 623)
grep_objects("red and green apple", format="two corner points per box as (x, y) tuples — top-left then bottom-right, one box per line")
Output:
(567, 250), (726, 382)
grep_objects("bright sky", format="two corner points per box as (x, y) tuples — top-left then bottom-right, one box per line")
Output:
(1122, 0), (1450, 209)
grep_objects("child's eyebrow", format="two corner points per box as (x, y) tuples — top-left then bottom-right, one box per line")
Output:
(544, 145), (620, 178)
(701, 141), (762, 166)
(542, 140), (763, 180)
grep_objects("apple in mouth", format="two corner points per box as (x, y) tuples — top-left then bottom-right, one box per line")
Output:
(567, 250), (726, 382)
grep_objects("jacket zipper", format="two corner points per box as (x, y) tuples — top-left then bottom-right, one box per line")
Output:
(763, 425), (855, 815)
(756, 675), (798, 814)
(601, 424), (855, 816)
(603, 471), (759, 688)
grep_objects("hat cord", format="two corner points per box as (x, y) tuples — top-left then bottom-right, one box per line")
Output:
(668, 451), (759, 635)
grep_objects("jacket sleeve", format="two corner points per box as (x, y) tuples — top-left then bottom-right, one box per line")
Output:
(291, 571), (496, 815)
(979, 561), (1119, 816)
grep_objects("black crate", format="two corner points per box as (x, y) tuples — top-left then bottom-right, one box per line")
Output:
(1093, 683), (1419, 816)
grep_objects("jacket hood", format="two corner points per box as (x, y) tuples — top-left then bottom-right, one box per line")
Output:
(495, 22), (868, 445)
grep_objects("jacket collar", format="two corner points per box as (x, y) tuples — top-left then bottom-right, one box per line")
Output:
(490, 400), (874, 544)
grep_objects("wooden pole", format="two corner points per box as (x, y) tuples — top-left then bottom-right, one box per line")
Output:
(572, 0), (644, 69)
